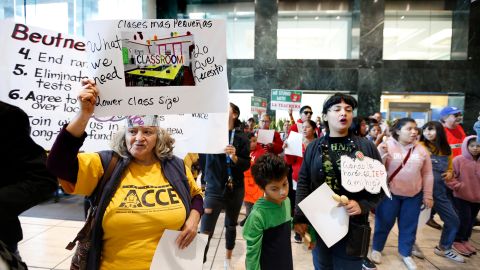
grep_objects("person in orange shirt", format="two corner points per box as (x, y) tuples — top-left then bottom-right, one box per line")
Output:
(240, 133), (267, 226)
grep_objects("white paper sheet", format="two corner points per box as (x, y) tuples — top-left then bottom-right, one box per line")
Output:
(150, 230), (208, 270)
(284, 131), (303, 157)
(417, 206), (432, 231)
(298, 183), (349, 247)
(257, 129), (275, 145)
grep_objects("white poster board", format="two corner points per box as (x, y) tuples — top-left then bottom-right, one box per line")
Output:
(298, 183), (349, 247)
(150, 230), (208, 270)
(84, 19), (228, 116)
(0, 21), (92, 150)
(0, 20), (228, 153)
(284, 131), (303, 157)
(257, 129), (275, 145)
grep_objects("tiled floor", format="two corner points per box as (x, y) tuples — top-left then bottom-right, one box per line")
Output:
(18, 213), (480, 270)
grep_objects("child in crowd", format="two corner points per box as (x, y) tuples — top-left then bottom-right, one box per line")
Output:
(418, 121), (464, 263)
(371, 118), (433, 270)
(240, 133), (267, 226)
(367, 120), (382, 146)
(474, 113), (480, 143)
(243, 154), (293, 270)
(447, 136), (480, 256)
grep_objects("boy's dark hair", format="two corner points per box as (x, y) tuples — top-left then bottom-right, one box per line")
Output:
(321, 93), (358, 132)
(390, 117), (416, 140)
(420, 121), (451, 155)
(251, 153), (289, 189)
(247, 132), (256, 140)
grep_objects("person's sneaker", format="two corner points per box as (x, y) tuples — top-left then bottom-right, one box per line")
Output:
(402, 256), (417, 270)
(294, 233), (302, 243)
(362, 257), (377, 270)
(370, 250), (382, 264)
(453, 242), (472, 256)
(426, 218), (442, 230)
(434, 246), (465, 263)
(224, 259), (234, 270)
(411, 244), (425, 259)
(462, 241), (477, 254)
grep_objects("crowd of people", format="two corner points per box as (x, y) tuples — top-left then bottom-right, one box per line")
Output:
(1, 80), (480, 270)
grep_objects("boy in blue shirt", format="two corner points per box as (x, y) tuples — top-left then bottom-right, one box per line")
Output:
(243, 154), (293, 270)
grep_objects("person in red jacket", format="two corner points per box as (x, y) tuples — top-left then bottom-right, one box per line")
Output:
(257, 113), (283, 155)
(284, 120), (317, 242)
(288, 106), (323, 138)
(440, 106), (466, 158)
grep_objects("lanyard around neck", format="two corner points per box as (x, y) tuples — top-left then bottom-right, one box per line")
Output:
(226, 129), (236, 177)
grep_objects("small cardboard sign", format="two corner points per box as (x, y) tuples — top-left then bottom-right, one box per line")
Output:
(251, 96), (267, 115)
(340, 155), (391, 198)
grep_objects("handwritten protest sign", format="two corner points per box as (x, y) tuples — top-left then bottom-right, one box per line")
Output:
(84, 19), (228, 116)
(340, 155), (392, 198)
(270, 89), (302, 111)
(251, 96), (267, 115)
(0, 20), (91, 149)
(0, 21), (228, 153)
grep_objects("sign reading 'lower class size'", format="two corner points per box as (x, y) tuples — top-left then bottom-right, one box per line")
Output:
(270, 89), (302, 111)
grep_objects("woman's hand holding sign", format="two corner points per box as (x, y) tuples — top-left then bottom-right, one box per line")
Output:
(78, 79), (98, 116)
(66, 78), (99, 138)
(332, 193), (362, 216)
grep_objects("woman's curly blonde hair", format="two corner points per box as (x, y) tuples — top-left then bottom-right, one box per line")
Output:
(110, 126), (175, 161)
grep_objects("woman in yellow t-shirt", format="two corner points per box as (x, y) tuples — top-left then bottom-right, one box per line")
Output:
(47, 79), (203, 270)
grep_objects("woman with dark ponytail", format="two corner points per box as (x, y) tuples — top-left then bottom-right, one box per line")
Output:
(200, 102), (251, 269)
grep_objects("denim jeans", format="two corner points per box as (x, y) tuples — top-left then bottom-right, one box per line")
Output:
(453, 197), (480, 241)
(200, 186), (244, 261)
(312, 232), (362, 270)
(373, 192), (423, 257)
(430, 154), (459, 249)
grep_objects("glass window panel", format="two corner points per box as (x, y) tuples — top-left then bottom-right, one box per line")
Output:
(2, 0), (151, 36)
(383, 10), (453, 60)
(277, 0), (357, 60)
(229, 91), (254, 121)
(277, 15), (353, 59)
(95, 0), (143, 20)
(186, 2), (254, 59)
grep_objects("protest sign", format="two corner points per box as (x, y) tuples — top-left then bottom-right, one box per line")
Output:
(84, 19), (228, 116)
(0, 21), (228, 153)
(257, 129), (275, 145)
(150, 230), (208, 270)
(270, 89), (302, 111)
(81, 113), (229, 154)
(284, 131), (302, 157)
(298, 183), (349, 247)
(340, 155), (391, 198)
(0, 20), (95, 149)
(251, 96), (267, 115)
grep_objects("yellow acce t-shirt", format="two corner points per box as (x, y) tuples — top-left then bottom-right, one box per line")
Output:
(64, 153), (203, 270)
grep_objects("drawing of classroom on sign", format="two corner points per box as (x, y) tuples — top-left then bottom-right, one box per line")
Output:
(121, 31), (196, 87)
